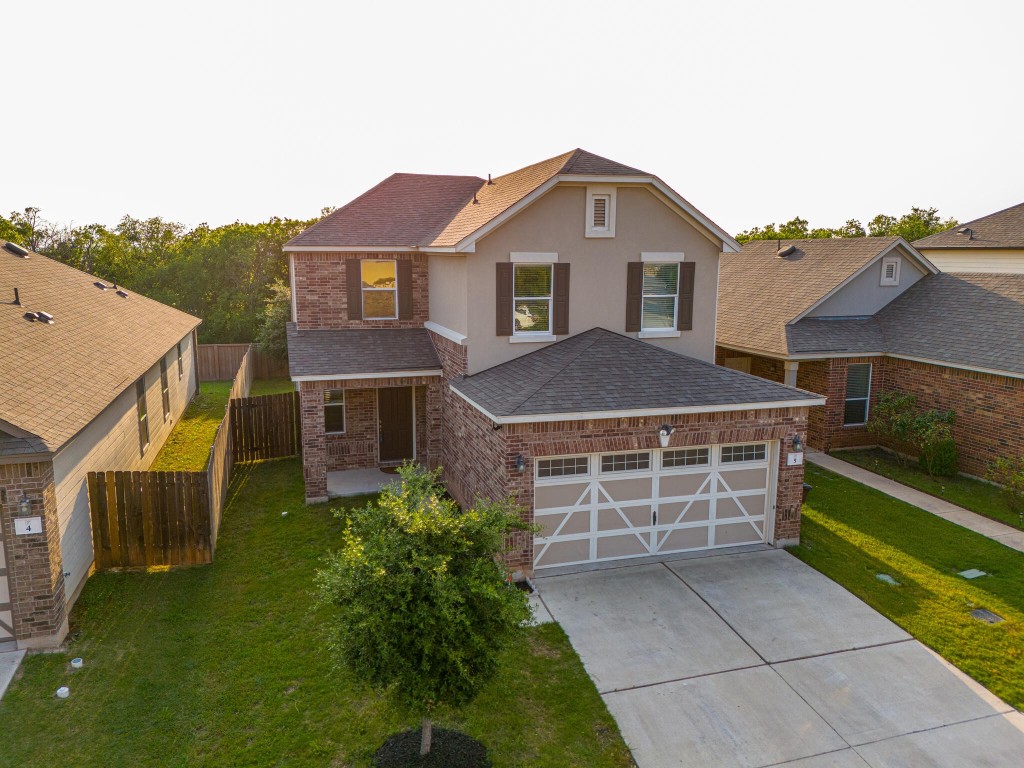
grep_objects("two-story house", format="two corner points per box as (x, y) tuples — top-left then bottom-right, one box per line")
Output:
(284, 150), (823, 574)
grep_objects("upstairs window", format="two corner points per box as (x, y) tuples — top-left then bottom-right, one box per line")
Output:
(324, 389), (346, 434)
(361, 260), (398, 319)
(586, 187), (616, 237)
(642, 262), (679, 330)
(880, 256), (901, 286)
(160, 359), (171, 420)
(844, 363), (872, 425)
(513, 264), (552, 335)
(135, 377), (149, 455)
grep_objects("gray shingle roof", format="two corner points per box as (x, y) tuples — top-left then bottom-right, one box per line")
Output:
(786, 318), (886, 355)
(718, 237), (908, 356)
(451, 328), (822, 420)
(286, 325), (441, 378)
(0, 241), (201, 452)
(914, 202), (1024, 249)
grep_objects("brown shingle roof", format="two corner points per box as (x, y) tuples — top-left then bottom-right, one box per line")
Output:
(0, 242), (201, 452)
(285, 149), (650, 251)
(286, 325), (441, 378)
(914, 202), (1024, 249)
(717, 238), (904, 356)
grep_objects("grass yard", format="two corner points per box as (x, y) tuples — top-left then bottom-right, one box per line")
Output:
(250, 377), (295, 396)
(0, 459), (632, 768)
(150, 381), (233, 471)
(791, 464), (1024, 710)
(834, 447), (1021, 529)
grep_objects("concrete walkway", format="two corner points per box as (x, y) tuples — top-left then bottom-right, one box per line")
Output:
(0, 650), (25, 701)
(807, 450), (1024, 553)
(537, 550), (1024, 768)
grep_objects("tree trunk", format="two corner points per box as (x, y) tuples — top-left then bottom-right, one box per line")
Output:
(420, 717), (433, 756)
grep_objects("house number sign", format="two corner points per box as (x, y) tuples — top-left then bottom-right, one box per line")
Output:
(14, 517), (42, 535)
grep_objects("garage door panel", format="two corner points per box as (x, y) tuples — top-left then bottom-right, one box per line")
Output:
(598, 505), (651, 531)
(659, 527), (710, 552)
(659, 472), (712, 497)
(715, 520), (764, 546)
(600, 477), (652, 502)
(536, 539), (591, 568)
(717, 495), (766, 519)
(660, 499), (710, 524)
(536, 483), (590, 510)
(597, 533), (650, 560)
(718, 467), (768, 492)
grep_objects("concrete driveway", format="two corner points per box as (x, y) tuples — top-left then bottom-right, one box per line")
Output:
(536, 549), (1024, 768)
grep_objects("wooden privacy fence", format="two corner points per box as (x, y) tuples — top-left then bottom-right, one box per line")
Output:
(198, 343), (288, 381)
(231, 392), (302, 462)
(88, 471), (213, 568)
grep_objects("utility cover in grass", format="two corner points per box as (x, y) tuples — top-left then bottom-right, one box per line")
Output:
(958, 569), (987, 579)
(875, 573), (900, 586)
(373, 728), (491, 768)
(970, 608), (1004, 624)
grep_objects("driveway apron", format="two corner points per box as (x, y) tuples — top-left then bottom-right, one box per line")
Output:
(537, 549), (1024, 768)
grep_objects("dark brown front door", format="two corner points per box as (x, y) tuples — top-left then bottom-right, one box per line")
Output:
(378, 387), (414, 463)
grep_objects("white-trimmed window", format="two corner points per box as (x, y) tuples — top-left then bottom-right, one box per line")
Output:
(844, 363), (872, 426)
(537, 456), (589, 478)
(641, 262), (679, 330)
(176, 342), (183, 380)
(662, 447), (710, 468)
(513, 263), (553, 335)
(600, 452), (651, 473)
(361, 260), (398, 319)
(135, 377), (149, 455)
(721, 443), (766, 463)
(160, 358), (171, 420)
(324, 389), (346, 434)
(586, 187), (616, 237)
(880, 256), (901, 286)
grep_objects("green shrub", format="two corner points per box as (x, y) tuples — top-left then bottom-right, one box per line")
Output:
(868, 391), (917, 466)
(986, 457), (1024, 526)
(913, 410), (957, 477)
(919, 437), (958, 478)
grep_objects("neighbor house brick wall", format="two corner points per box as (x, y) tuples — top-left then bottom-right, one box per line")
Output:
(443, 405), (810, 574)
(427, 330), (468, 379)
(292, 253), (429, 330)
(0, 460), (67, 647)
(820, 357), (884, 451)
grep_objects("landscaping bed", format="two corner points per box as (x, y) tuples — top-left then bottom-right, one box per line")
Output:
(833, 447), (1021, 529)
(0, 459), (632, 768)
(791, 464), (1024, 711)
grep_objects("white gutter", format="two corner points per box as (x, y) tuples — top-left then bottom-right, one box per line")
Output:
(292, 369), (443, 382)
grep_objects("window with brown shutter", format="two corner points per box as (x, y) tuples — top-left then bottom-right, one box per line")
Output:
(496, 263), (513, 336)
(553, 263), (570, 336)
(346, 259), (362, 321)
(678, 261), (695, 331)
(625, 262), (643, 332)
(397, 260), (413, 319)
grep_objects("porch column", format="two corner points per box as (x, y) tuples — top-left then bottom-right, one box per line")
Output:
(298, 385), (329, 504)
(784, 361), (800, 388)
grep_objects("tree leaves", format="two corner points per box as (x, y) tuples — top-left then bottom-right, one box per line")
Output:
(737, 207), (957, 244)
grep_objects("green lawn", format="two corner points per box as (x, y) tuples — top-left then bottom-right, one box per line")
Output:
(150, 381), (232, 471)
(833, 447), (1021, 529)
(791, 464), (1024, 710)
(250, 377), (295, 396)
(0, 459), (631, 768)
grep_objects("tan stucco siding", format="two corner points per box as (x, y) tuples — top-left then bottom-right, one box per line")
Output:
(918, 248), (1024, 274)
(427, 253), (469, 335)
(465, 185), (722, 374)
(51, 332), (198, 604)
(808, 250), (927, 318)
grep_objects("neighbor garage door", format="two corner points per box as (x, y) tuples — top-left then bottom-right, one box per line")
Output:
(533, 442), (776, 569)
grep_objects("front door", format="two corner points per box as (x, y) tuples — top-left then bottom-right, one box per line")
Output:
(378, 387), (414, 463)
(0, 538), (15, 650)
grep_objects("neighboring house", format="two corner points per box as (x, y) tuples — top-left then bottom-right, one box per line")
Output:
(915, 201), (1024, 273)
(285, 149), (823, 575)
(716, 237), (1024, 476)
(0, 241), (200, 650)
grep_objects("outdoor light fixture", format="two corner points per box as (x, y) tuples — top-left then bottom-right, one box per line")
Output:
(658, 424), (675, 448)
(18, 492), (30, 515)
(515, 454), (526, 473)
(792, 434), (804, 453)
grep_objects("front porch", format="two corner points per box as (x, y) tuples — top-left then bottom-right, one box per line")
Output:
(327, 467), (396, 498)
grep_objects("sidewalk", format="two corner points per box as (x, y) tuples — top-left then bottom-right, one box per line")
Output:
(0, 650), (25, 701)
(807, 450), (1024, 554)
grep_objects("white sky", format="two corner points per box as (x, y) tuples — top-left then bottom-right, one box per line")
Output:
(4, 0), (1022, 235)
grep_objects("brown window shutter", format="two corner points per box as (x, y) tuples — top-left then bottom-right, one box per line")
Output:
(553, 263), (570, 336)
(346, 259), (362, 321)
(397, 260), (413, 320)
(625, 262), (643, 332)
(678, 261), (695, 331)
(496, 263), (513, 336)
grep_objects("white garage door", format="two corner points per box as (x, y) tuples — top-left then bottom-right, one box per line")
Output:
(533, 442), (777, 569)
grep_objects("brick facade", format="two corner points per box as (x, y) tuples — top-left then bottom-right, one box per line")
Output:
(427, 329), (468, 379)
(442, 402), (810, 574)
(0, 460), (68, 648)
(292, 252), (429, 330)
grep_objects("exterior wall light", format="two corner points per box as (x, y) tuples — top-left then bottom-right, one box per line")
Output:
(18, 492), (31, 515)
(658, 425), (675, 448)
(515, 454), (526, 473)
(792, 434), (804, 453)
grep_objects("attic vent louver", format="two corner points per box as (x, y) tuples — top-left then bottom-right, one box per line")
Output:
(777, 244), (797, 257)
(4, 242), (29, 257)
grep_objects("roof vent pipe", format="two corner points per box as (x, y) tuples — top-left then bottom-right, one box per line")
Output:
(4, 242), (29, 257)
(487, 174), (494, 185)
(472, 194), (479, 204)
(13, 287), (20, 305)
(777, 244), (797, 258)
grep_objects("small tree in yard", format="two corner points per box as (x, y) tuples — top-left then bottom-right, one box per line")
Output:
(987, 458), (1024, 528)
(316, 464), (534, 761)
(868, 391), (918, 465)
(913, 409), (958, 478)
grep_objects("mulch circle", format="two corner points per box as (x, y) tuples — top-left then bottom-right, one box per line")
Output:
(373, 728), (491, 768)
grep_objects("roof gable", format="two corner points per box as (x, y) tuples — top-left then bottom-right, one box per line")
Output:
(914, 202), (1024, 249)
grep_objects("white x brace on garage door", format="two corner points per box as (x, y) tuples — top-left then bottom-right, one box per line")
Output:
(533, 442), (778, 569)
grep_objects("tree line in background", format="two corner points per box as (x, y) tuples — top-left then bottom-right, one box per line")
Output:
(737, 206), (958, 244)
(0, 206), (330, 350)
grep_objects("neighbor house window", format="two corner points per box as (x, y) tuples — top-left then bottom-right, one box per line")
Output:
(324, 389), (346, 434)
(513, 263), (552, 335)
(160, 359), (171, 420)
(721, 443), (767, 463)
(642, 262), (679, 330)
(361, 260), (398, 319)
(176, 342), (183, 380)
(135, 377), (149, 455)
(844, 363), (872, 425)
